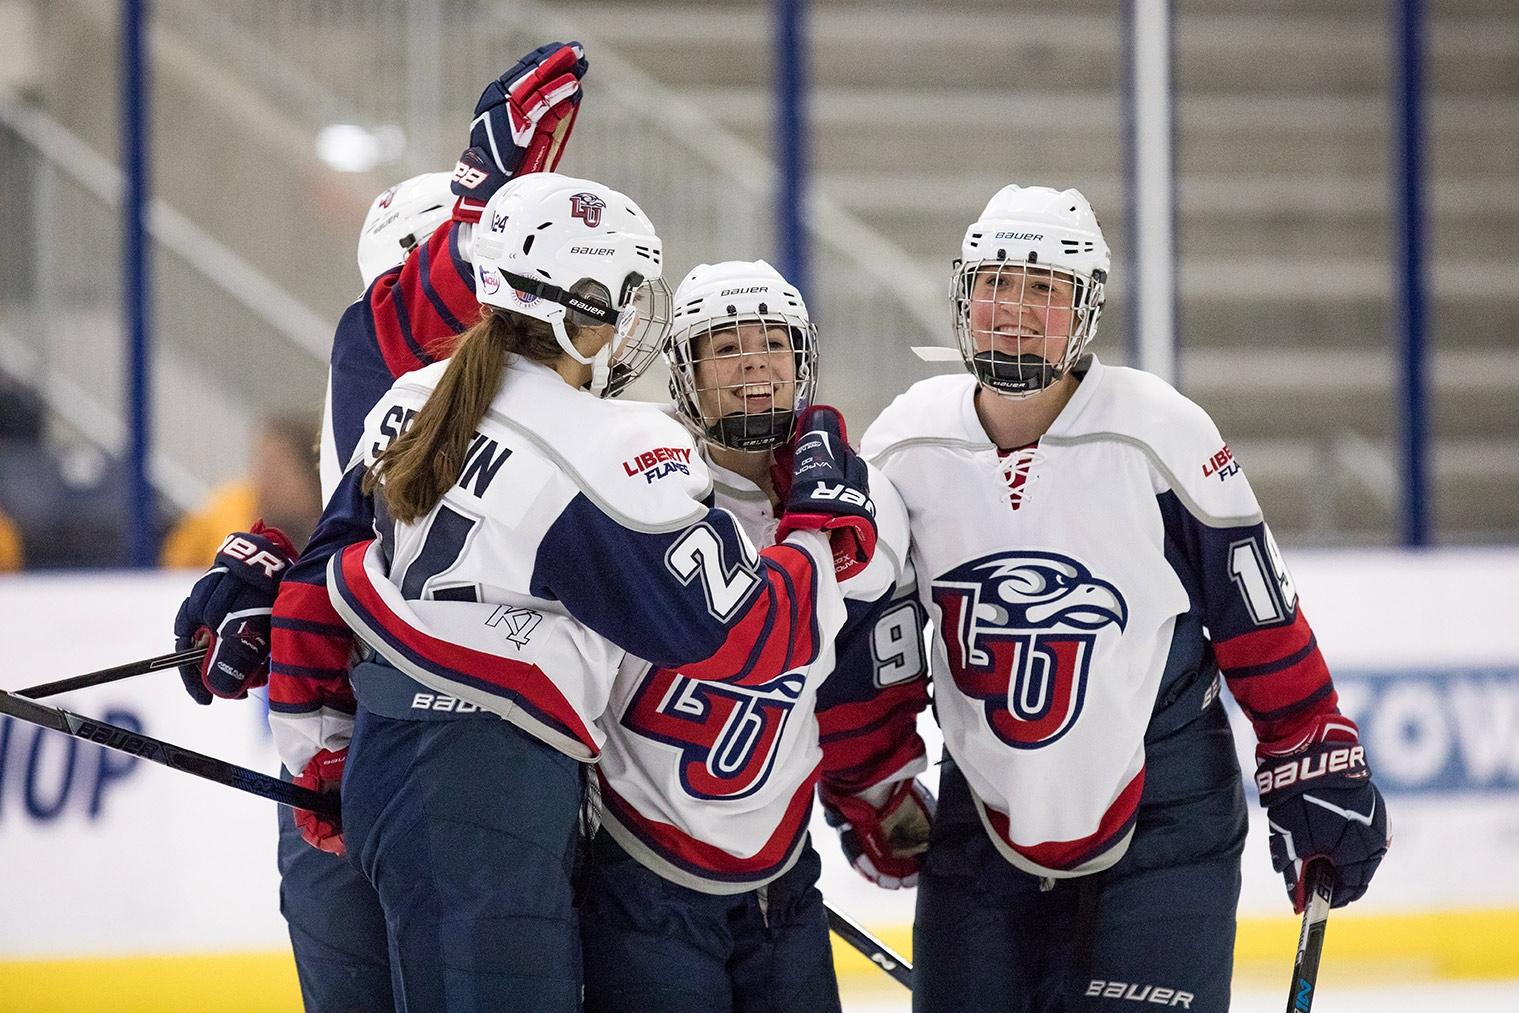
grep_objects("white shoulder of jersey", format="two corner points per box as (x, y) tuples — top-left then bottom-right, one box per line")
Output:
(1047, 357), (1263, 525)
(355, 361), (450, 469)
(841, 460), (913, 601)
(478, 362), (712, 532)
(860, 372), (985, 466)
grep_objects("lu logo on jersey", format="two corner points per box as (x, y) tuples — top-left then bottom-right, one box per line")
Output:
(621, 668), (803, 800)
(932, 551), (1128, 749)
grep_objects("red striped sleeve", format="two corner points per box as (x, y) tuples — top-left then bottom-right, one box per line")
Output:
(268, 577), (356, 714)
(817, 680), (929, 793)
(1215, 607), (1338, 747)
(677, 543), (821, 688)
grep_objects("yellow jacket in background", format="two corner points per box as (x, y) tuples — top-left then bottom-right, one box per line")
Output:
(160, 482), (256, 569)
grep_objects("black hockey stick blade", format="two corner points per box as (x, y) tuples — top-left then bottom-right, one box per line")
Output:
(19, 645), (209, 699)
(826, 903), (912, 990)
(0, 688), (338, 816)
(1285, 862), (1335, 1012)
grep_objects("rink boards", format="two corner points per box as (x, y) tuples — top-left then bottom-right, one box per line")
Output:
(0, 549), (1516, 1006)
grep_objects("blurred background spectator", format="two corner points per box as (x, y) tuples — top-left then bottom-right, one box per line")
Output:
(160, 413), (322, 568)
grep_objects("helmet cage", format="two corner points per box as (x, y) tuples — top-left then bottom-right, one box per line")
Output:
(950, 256), (1106, 398)
(668, 310), (818, 452)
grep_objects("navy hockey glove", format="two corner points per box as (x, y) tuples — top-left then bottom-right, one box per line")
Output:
(1256, 718), (1389, 912)
(172, 522), (297, 704)
(822, 779), (936, 890)
(451, 42), (588, 222)
(774, 405), (877, 580)
(294, 747), (347, 856)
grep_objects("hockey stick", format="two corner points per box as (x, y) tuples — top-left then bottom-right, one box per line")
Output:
(19, 645), (208, 699)
(0, 688), (337, 815)
(826, 904), (912, 990)
(1285, 862), (1335, 1012)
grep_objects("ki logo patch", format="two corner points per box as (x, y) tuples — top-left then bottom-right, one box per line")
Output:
(484, 606), (543, 647)
(932, 551), (1128, 749)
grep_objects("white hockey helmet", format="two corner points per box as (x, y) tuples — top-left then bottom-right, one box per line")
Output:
(472, 172), (673, 398)
(665, 260), (818, 452)
(950, 184), (1110, 398)
(356, 171), (455, 288)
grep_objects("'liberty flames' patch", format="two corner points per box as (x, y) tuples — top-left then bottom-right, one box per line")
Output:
(932, 551), (1128, 749)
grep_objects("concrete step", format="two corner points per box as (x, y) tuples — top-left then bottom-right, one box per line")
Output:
(823, 172), (1519, 262)
(1184, 348), (1519, 443)
(694, 87), (1519, 177)
(1235, 435), (1519, 542)
(576, 5), (1516, 97)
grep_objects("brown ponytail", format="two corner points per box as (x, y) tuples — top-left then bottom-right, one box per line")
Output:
(366, 306), (564, 522)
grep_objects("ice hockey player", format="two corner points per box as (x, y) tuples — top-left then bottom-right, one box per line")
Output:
(265, 174), (881, 1012)
(836, 184), (1390, 1011)
(170, 42), (590, 1010)
(580, 260), (927, 1012)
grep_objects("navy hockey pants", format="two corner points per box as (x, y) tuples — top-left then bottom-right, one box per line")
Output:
(341, 678), (587, 1013)
(276, 777), (393, 1012)
(581, 832), (842, 1013)
(913, 698), (1248, 1013)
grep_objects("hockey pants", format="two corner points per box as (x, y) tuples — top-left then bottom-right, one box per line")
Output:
(580, 831), (843, 1013)
(342, 665), (587, 1013)
(277, 773), (393, 1012)
(913, 698), (1248, 1013)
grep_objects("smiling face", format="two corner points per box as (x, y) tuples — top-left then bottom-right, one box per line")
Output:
(966, 263), (1078, 365)
(689, 321), (799, 425)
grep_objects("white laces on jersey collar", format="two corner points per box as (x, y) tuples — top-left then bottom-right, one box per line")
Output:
(997, 444), (1045, 511)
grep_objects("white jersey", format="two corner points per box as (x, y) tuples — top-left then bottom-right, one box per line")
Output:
(594, 453), (912, 894)
(864, 355), (1314, 879)
(297, 356), (845, 771)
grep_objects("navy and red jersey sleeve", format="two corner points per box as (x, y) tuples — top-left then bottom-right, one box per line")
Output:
(815, 582), (931, 795)
(268, 467), (374, 733)
(328, 221), (477, 470)
(1158, 491), (1337, 752)
(530, 496), (837, 688)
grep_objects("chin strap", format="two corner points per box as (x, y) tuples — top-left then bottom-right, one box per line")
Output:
(587, 343), (614, 397)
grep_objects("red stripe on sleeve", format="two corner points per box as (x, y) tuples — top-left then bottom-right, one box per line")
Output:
(677, 543), (821, 688)
(1213, 608), (1315, 672)
(1216, 608), (1341, 747)
(268, 579), (355, 711)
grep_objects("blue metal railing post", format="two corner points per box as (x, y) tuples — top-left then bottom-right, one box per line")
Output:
(122, 0), (154, 565)
(774, 0), (810, 298)
(1394, 0), (1429, 546)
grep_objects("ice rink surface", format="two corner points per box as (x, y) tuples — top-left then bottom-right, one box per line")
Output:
(842, 979), (1519, 1012)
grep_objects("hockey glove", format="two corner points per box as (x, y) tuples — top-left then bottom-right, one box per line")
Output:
(293, 747), (347, 857)
(1256, 717), (1389, 912)
(172, 522), (297, 704)
(452, 41), (588, 222)
(775, 405), (877, 580)
(821, 779), (936, 890)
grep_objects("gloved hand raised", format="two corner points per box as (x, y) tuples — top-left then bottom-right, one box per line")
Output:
(822, 778), (936, 890)
(1256, 716), (1389, 912)
(774, 406), (877, 580)
(451, 42), (588, 221)
(172, 522), (297, 704)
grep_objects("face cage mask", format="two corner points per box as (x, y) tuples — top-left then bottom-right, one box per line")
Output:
(668, 314), (819, 452)
(505, 270), (675, 399)
(949, 259), (1105, 399)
